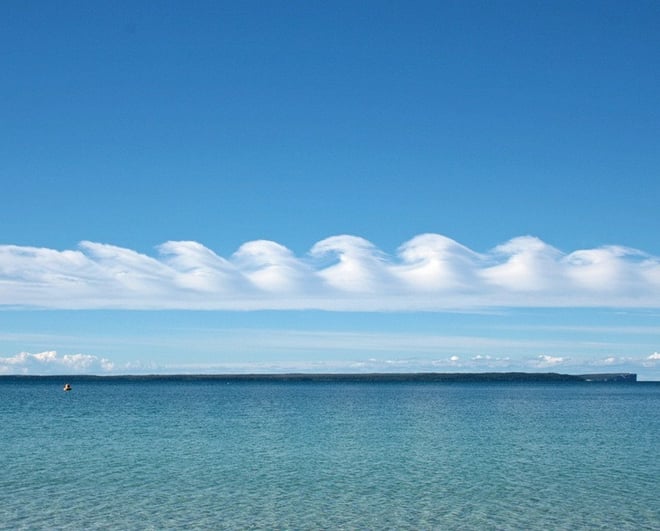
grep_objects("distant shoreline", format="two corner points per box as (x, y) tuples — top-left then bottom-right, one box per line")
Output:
(0, 372), (640, 383)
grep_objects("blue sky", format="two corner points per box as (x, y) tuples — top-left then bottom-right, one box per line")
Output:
(1, 1), (659, 378)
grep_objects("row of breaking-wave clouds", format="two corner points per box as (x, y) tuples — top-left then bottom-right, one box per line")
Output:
(1, 234), (659, 310)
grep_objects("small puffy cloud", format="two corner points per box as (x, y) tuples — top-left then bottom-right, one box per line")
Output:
(0, 351), (114, 375)
(644, 352), (660, 368)
(534, 354), (567, 368)
(1, 234), (659, 310)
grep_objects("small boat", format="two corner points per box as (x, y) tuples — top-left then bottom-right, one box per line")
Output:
(63, 383), (72, 392)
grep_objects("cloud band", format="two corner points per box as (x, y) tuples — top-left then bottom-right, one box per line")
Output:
(1, 234), (659, 310)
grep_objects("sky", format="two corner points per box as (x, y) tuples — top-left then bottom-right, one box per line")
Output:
(1, 1), (659, 379)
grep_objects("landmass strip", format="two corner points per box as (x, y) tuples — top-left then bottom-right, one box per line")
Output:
(1, 372), (637, 382)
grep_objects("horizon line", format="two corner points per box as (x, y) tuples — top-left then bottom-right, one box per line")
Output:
(0, 371), (643, 382)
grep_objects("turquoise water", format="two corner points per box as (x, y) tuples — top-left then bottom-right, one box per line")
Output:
(1, 378), (658, 530)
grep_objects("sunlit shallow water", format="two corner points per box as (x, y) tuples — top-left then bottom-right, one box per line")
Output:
(1, 378), (658, 529)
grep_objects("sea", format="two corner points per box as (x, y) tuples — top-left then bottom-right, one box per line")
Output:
(1, 377), (658, 530)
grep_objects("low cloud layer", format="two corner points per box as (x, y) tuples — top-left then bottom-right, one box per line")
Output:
(1, 234), (659, 310)
(2, 350), (657, 377)
(0, 351), (114, 374)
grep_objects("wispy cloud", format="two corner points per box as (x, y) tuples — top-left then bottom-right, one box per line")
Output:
(1, 234), (659, 310)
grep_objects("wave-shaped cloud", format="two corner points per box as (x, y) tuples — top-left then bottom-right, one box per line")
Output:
(1, 234), (659, 310)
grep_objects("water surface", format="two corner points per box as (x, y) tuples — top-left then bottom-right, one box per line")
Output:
(1, 378), (658, 529)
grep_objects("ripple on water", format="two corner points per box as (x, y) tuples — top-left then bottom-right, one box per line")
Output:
(1, 381), (658, 529)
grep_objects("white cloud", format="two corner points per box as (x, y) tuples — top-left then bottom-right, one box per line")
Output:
(392, 233), (481, 291)
(534, 354), (567, 367)
(645, 352), (660, 367)
(0, 351), (114, 374)
(129, 353), (657, 375)
(1, 234), (659, 310)
(233, 240), (313, 293)
(158, 240), (242, 293)
(1, 347), (656, 376)
(481, 236), (564, 292)
(310, 235), (392, 293)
